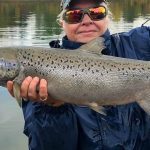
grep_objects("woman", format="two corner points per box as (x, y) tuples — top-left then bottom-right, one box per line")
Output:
(7, 0), (150, 150)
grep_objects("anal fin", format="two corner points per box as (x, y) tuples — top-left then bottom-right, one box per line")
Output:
(136, 89), (150, 115)
(89, 102), (106, 115)
(13, 66), (25, 107)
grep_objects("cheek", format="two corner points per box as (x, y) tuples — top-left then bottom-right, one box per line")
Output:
(62, 22), (78, 40)
(97, 18), (109, 34)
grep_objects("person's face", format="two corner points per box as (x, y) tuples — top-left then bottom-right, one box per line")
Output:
(61, 2), (109, 43)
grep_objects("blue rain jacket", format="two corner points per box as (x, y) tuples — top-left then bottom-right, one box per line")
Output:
(22, 25), (150, 150)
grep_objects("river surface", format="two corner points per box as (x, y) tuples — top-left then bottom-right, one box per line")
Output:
(0, 0), (150, 149)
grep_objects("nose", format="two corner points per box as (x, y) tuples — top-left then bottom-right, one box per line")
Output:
(81, 14), (93, 25)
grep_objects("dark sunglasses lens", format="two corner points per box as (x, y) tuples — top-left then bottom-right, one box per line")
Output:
(89, 6), (107, 20)
(64, 10), (83, 23)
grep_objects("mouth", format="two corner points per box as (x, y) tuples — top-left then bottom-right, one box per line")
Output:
(77, 30), (97, 34)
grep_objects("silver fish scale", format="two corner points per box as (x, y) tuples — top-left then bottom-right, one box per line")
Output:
(1, 44), (150, 113)
(17, 48), (150, 105)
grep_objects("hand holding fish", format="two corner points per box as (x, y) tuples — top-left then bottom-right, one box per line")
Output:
(6, 76), (64, 107)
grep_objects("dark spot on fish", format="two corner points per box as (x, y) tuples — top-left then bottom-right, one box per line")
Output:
(67, 65), (69, 68)
(23, 56), (26, 59)
(81, 69), (84, 72)
(141, 68), (145, 70)
(75, 60), (79, 63)
(102, 66), (105, 69)
(64, 60), (68, 63)
(106, 71), (109, 73)
(78, 64), (81, 68)
(88, 67), (90, 71)
(96, 70), (99, 73)
(122, 68), (124, 70)
(70, 66), (73, 69)
(70, 60), (73, 63)
(81, 60), (84, 63)
(42, 58), (44, 62)
(101, 73), (103, 76)
(128, 67), (131, 70)
(132, 68), (136, 70)
(46, 64), (49, 67)
(63, 66), (65, 69)
(38, 56), (40, 59)
(38, 61), (40, 65)
(92, 70), (94, 74)
(51, 61), (54, 64)
(109, 69), (112, 71)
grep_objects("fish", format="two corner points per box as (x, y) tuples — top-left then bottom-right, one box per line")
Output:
(0, 37), (150, 114)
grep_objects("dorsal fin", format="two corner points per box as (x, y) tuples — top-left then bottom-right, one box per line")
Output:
(78, 37), (106, 55)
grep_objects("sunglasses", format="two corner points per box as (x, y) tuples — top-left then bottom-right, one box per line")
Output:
(63, 6), (107, 24)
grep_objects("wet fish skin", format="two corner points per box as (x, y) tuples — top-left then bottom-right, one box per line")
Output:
(0, 37), (150, 114)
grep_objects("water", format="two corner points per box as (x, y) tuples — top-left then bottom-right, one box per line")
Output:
(0, 0), (150, 149)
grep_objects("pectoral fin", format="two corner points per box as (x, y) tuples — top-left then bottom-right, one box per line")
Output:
(136, 89), (150, 115)
(89, 102), (106, 115)
(13, 66), (25, 107)
(138, 100), (150, 115)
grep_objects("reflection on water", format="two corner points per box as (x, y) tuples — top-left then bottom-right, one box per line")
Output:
(0, 0), (150, 150)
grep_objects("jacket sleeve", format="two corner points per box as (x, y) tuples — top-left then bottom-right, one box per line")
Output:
(22, 100), (78, 150)
(110, 26), (150, 60)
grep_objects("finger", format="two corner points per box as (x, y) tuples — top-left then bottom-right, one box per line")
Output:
(7, 81), (14, 97)
(28, 77), (40, 100)
(39, 79), (48, 100)
(20, 76), (33, 98)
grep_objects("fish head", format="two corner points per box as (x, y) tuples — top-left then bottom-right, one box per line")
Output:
(0, 47), (20, 87)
